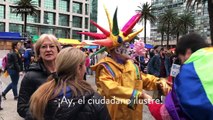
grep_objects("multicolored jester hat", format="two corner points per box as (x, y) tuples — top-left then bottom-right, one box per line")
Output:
(79, 5), (143, 56)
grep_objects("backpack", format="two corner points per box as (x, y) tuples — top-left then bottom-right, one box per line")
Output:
(2, 54), (8, 71)
(24, 49), (33, 61)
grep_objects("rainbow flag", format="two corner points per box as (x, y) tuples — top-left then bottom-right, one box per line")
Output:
(171, 47), (213, 119)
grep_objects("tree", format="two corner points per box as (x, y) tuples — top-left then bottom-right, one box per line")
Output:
(136, 2), (156, 44)
(157, 24), (166, 46)
(159, 9), (177, 48)
(172, 11), (195, 43)
(14, 0), (37, 37)
(171, 17), (183, 44)
(186, 0), (213, 45)
(179, 11), (195, 34)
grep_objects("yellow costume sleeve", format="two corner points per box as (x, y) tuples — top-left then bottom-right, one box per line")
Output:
(97, 68), (142, 105)
(141, 72), (159, 91)
(141, 72), (171, 95)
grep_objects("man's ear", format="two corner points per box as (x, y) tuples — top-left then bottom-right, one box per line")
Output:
(185, 49), (192, 59)
(186, 49), (192, 55)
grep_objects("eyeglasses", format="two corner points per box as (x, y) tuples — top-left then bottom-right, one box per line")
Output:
(40, 44), (56, 50)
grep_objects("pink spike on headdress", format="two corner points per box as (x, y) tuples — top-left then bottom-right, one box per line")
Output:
(122, 14), (138, 32)
(92, 39), (113, 47)
(90, 20), (110, 37)
(122, 14), (142, 36)
(78, 32), (107, 39)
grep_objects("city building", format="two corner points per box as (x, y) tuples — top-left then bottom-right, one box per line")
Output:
(0, 0), (98, 41)
(150, 0), (210, 45)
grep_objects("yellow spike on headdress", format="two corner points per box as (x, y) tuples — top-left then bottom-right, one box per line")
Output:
(124, 28), (144, 42)
(103, 4), (112, 32)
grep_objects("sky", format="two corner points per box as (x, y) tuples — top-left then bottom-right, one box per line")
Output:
(97, 0), (151, 38)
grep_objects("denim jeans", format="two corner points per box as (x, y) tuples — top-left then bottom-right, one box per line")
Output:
(3, 69), (19, 97)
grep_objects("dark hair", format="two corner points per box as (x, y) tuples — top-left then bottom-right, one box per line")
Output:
(160, 47), (164, 51)
(25, 43), (31, 49)
(62, 44), (72, 49)
(175, 33), (209, 55)
(12, 42), (19, 50)
(153, 45), (158, 49)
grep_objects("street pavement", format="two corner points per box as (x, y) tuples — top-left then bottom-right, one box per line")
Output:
(0, 74), (154, 120)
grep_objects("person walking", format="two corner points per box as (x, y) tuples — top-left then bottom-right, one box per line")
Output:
(2, 42), (23, 100)
(17, 34), (61, 118)
(0, 69), (3, 110)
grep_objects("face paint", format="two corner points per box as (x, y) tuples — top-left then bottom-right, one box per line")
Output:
(114, 42), (131, 58)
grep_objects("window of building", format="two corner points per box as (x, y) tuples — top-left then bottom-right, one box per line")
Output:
(44, 0), (56, 10)
(73, 16), (82, 28)
(73, 2), (82, 14)
(9, 7), (22, 22)
(9, 23), (22, 33)
(32, 0), (41, 7)
(27, 11), (40, 23)
(9, 0), (19, 4)
(85, 4), (89, 15)
(0, 22), (5, 32)
(85, 17), (88, 29)
(85, 35), (88, 40)
(26, 25), (38, 36)
(59, 14), (69, 26)
(72, 30), (82, 40)
(90, 0), (97, 32)
(0, 5), (5, 20)
(59, 0), (69, 12)
(40, 27), (54, 34)
(56, 28), (69, 38)
(44, 12), (55, 25)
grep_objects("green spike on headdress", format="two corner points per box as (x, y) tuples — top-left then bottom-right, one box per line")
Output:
(90, 47), (107, 58)
(112, 8), (119, 36)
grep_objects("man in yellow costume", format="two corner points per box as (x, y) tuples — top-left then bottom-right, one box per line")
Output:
(79, 6), (170, 120)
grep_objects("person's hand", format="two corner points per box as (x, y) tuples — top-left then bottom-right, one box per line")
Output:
(156, 79), (172, 96)
(19, 72), (24, 76)
(140, 92), (152, 99)
(166, 81), (173, 86)
(139, 92), (153, 105)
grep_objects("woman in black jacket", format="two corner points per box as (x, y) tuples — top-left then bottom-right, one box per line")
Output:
(29, 47), (111, 120)
(17, 34), (61, 118)
(2, 42), (23, 100)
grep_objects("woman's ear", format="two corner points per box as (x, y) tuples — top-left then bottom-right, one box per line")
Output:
(77, 64), (82, 72)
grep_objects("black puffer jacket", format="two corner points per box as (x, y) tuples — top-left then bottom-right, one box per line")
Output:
(26, 88), (111, 120)
(7, 50), (23, 72)
(17, 62), (51, 118)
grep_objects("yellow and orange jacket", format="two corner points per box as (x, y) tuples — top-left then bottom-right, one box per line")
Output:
(91, 57), (169, 120)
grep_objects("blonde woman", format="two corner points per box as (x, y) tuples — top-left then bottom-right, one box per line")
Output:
(17, 34), (61, 118)
(29, 47), (110, 120)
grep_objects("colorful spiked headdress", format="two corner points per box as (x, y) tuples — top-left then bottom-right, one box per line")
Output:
(79, 6), (143, 56)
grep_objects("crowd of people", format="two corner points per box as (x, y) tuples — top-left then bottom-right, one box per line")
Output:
(0, 6), (213, 120)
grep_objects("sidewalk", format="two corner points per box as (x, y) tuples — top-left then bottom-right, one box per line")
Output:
(0, 74), (154, 120)
(0, 75), (23, 120)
